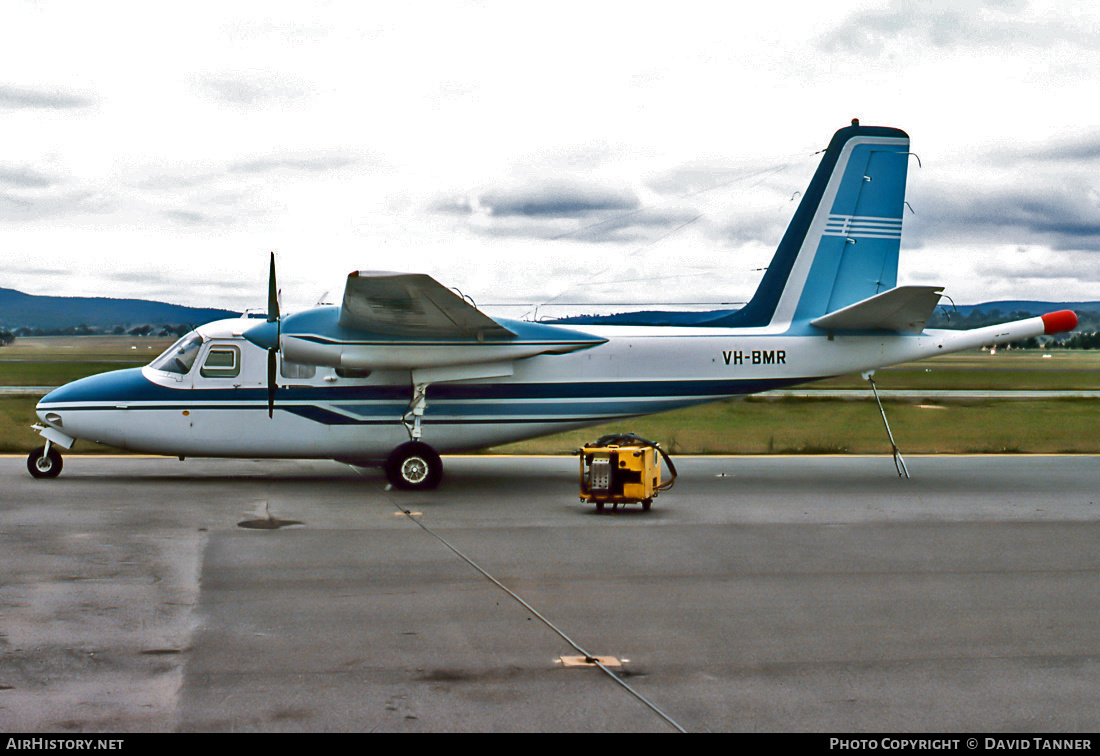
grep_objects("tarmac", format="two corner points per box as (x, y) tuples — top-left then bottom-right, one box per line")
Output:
(1, 453), (1098, 733)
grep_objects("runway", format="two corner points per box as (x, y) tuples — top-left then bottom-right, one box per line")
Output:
(1, 454), (1098, 733)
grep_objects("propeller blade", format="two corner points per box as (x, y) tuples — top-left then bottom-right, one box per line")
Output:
(267, 347), (277, 418)
(265, 252), (281, 418)
(267, 252), (280, 322)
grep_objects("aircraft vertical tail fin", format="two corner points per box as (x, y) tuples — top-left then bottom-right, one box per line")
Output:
(707, 121), (912, 330)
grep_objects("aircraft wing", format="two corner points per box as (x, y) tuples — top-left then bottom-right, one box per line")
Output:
(810, 285), (944, 334)
(257, 270), (605, 371)
(337, 271), (515, 339)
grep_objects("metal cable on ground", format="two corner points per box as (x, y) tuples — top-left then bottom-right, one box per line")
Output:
(387, 498), (688, 733)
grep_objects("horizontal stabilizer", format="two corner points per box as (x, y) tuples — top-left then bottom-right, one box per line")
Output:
(339, 271), (515, 339)
(810, 285), (944, 334)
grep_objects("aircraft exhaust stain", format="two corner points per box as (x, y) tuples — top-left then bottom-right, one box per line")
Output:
(238, 500), (303, 530)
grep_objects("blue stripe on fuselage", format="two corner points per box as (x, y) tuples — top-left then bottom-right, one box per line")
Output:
(37, 368), (816, 426)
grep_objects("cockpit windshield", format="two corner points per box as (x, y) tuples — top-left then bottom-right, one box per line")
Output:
(149, 332), (203, 375)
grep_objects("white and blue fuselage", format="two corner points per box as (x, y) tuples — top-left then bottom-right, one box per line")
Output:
(34, 314), (1062, 461)
(29, 122), (1078, 483)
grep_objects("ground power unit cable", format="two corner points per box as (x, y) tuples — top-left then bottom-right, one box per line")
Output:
(384, 496), (689, 733)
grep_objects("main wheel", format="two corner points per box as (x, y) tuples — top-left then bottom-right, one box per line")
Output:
(385, 441), (443, 491)
(27, 446), (64, 479)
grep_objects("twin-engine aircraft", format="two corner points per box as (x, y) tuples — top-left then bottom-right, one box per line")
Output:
(29, 122), (1078, 488)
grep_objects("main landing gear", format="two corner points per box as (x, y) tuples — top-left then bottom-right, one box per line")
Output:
(27, 443), (63, 479)
(384, 441), (443, 491)
(384, 382), (443, 491)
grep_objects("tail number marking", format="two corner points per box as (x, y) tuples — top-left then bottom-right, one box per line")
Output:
(722, 350), (786, 366)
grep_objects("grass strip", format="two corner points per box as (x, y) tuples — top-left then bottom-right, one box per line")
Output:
(489, 396), (1100, 455)
(5, 395), (1098, 456)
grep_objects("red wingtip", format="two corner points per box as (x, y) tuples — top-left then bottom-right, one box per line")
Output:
(1041, 310), (1078, 335)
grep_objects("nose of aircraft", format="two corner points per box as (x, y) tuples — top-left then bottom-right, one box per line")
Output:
(34, 395), (49, 423)
(35, 368), (161, 449)
(37, 384), (69, 417)
(38, 367), (155, 408)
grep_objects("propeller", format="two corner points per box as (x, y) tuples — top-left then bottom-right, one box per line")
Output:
(241, 252), (286, 419)
(266, 252), (280, 418)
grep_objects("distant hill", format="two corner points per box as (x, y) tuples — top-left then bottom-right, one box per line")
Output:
(551, 299), (1100, 330)
(925, 300), (1100, 330)
(0, 286), (239, 331)
(931, 300), (1100, 317)
(1, 284), (1096, 337)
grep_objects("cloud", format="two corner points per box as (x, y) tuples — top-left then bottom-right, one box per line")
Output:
(473, 183), (640, 219)
(895, 131), (1100, 263)
(0, 263), (68, 278)
(906, 181), (1100, 252)
(228, 152), (359, 174)
(96, 268), (255, 294)
(817, 0), (1099, 56)
(160, 208), (236, 227)
(0, 189), (112, 222)
(0, 84), (94, 110)
(197, 73), (309, 107)
(129, 150), (363, 229)
(433, 180), (713, 243)
(0, 166), (57, 188)
(138, 151), (361, 192)
(711, 212), (793, 247)
(136, 172), (222, 192)
(1009, 133), (1100, 163)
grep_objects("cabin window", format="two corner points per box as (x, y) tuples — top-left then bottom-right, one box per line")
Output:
(200, 346), (240, 378)
(150, 333), (203, 375)
(280, 359), (316, 379)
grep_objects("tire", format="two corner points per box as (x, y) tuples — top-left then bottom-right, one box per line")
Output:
(385, 442), (443, 491)
(27, 446), (63, 479)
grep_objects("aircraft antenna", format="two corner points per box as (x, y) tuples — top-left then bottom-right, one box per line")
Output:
(936, 294), (959, 323)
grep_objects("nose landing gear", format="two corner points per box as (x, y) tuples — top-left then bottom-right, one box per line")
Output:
(27, 443), (64, 479)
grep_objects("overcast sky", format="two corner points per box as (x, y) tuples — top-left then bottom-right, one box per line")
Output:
(2, 0), (1099, 318)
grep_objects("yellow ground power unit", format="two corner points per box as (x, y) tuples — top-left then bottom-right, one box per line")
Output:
(576, 433), (677, 512)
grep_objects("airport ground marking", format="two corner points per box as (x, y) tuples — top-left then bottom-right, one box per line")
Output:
(379, 490), (688, 733)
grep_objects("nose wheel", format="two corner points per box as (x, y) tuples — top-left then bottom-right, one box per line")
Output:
(385, 441), (443, 491)
(27, 444), (64, 479)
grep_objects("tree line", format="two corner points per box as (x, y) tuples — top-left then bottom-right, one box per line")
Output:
(929, 308), (1099, 332)
(1007, 332), (1100, 350)
(0, 323), (192, 344)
